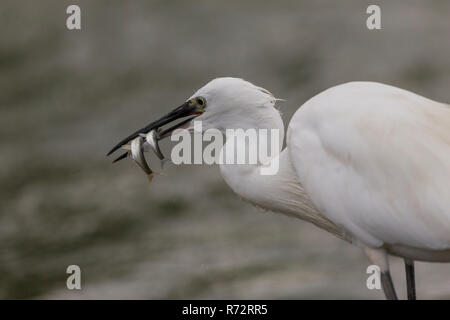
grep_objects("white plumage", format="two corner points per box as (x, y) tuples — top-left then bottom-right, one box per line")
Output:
(288, 82), (450, 253)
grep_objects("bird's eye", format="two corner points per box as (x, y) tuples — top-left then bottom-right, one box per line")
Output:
(196, 97), (206, 107)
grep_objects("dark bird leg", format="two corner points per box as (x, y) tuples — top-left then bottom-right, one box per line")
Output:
(404, 259), (416, 300)
(381, 270), (398, 300)
(365, 247), (398, 300)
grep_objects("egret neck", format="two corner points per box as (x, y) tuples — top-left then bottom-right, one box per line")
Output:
(218, 104), (344, 239)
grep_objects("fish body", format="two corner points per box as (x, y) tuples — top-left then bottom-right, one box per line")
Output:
(113, 129), (166, 181)
(142, 130), (165, 160)
(130, 136), (154, 181)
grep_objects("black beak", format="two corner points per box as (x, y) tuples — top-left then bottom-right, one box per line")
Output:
(107, 101), (202, 157)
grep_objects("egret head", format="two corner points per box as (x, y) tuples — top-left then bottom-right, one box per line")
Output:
(107, 77), (283, 156)
(186, 77), (279, 132)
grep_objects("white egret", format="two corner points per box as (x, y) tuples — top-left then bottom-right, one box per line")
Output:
(108, 78), (450, 299)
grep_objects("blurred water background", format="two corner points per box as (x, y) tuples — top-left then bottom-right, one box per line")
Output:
(0, 0), (449, 299)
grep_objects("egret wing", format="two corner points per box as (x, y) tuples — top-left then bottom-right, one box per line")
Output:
(287, 82), (450, 250)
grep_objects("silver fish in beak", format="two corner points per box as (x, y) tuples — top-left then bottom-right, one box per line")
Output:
(107, 97), (205, 176)
(130, 136), (154, 181)
(140, 129), (164, 160)
(112, 134), (164, 163)
(112, 129), (166, 180)
(107, 100), (203, 157)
